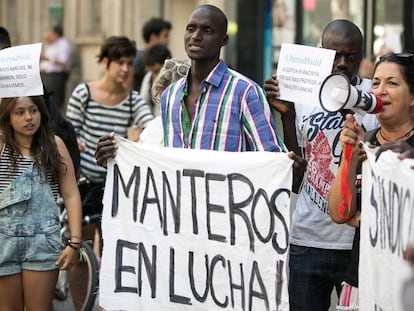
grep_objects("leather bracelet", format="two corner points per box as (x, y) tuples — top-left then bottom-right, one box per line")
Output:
(68, 240), (81, 245)
(67, 242), (80, 250)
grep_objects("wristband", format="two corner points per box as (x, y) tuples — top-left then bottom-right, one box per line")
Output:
(67, 242), (80, 250)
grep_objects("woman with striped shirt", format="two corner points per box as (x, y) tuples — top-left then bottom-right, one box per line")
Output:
(66, 36), (153, 310)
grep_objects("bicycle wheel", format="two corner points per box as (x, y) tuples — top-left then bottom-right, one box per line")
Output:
(69, 240), (99, 311)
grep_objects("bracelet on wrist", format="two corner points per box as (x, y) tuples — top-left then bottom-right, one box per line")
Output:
(67, 242), (80, 250)
(68, 241), (81, 246)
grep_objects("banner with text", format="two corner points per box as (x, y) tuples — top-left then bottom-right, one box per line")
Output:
(100, 138), (293, 311)
(276, 43), (335, 105)
(360, 144), (414, 311)
(0, 43), (43, 98)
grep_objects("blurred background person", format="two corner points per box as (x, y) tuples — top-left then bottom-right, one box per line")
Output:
(127, 17), (172, 91)
(358, 56), (375, 79)
(140, 43), (172, 116)
(40, 25), (73, 116)
(66, 35), (153, 310)
(0, 26), (11, 49)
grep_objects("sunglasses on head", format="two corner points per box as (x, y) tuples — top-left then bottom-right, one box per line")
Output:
(379, 52), (414, 63)
(163, 59), (189, 77)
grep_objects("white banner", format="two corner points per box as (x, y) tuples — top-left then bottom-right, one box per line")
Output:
(0, 43), (43, 98)
(360, 144), (414, 311)
(100, 138), (293, 311)
(276, 43), (335, 105)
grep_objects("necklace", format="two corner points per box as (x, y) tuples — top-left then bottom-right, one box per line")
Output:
(378, 126), (414, 142)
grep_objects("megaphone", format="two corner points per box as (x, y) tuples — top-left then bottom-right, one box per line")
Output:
(319, 72), (383, 114)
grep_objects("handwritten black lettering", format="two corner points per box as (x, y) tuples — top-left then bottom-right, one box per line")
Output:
(206, 173), (227, 243)
(369, 169), (414, 257)
(183, 169), (205, 234)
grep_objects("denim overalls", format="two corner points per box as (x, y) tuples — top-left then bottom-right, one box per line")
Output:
(0, 164), (61, 275)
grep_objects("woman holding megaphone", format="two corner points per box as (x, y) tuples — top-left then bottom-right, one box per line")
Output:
(328, 52), (414, 310)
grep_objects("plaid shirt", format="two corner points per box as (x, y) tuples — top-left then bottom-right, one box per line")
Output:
(161, 60), (286, 152)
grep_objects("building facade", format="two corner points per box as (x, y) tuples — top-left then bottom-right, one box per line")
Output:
(0, 0), (412, 86)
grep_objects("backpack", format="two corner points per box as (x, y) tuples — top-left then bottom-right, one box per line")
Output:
(82, 83), (138, 140)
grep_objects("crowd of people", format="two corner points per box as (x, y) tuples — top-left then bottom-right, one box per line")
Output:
(1, 4), (414, 311)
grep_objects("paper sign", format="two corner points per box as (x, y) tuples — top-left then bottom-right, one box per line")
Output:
(276, 43), (335, 105)
(360, 144), (414, 311)
(100, 138), (293, 311)
(0, 43), (43, 98)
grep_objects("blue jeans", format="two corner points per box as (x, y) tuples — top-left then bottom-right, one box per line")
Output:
(288, 244), (351, 311)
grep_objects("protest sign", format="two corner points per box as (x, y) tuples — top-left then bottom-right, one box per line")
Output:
(99, 138), (293, 311)
(276, 43), (335, 105)
(0, 43), (43, 98)
(360, 144), (414, 311)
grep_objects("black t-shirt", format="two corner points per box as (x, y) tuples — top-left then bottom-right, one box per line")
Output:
(343, 129), (414, 286)
(132, 49), (146, 91)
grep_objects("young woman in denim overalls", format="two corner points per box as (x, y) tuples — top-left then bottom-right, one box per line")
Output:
(0, 96), (82, 310)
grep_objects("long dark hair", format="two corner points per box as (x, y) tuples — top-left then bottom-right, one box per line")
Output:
(0, 96), (64, 179)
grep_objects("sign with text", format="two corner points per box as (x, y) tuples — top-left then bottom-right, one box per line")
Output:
(360, 144), (414, 311)
(276, 43), (335, 105)
(100, 138), (293, 311)
(0, 43), (43, 98)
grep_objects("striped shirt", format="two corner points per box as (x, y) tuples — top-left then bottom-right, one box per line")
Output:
(66, 83), (154, 182)
(161, 60), (286, 152)
(0, 144), (59, 201)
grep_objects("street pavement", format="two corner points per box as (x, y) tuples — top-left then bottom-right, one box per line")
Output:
(52, 269), (100, 310)
(53, 292), (99, 311)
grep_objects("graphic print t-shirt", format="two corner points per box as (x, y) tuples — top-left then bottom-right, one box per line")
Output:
(290, 78), (378, 249)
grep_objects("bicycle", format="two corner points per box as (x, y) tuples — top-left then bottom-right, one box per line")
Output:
(54, 185), (102, 311)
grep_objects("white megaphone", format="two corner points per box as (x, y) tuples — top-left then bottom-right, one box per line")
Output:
(319, 72), (383, 114)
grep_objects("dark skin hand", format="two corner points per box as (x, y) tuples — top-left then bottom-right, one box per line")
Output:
(288, 151), (307, 192)
(263, 75), (295, 115)
(95, 132), (117, 168)
(263, 75), (305, 192)
(288, 151), (306, 171)
(404, 244), (414, 264)
(375, 140), (414, 168)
